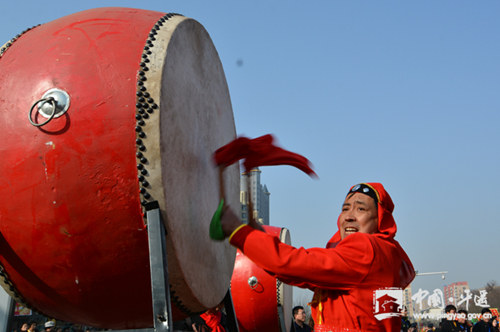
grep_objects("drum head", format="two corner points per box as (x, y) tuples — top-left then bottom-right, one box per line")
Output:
(0, 8), (237, 328)
(151, 15), (239, 312)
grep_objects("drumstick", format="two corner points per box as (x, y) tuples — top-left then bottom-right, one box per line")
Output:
(218, 165), (226, 207)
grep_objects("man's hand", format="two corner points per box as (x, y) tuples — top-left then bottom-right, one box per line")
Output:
(247, 217), (265, 232)
(217, 205), (266, 239)
(220, 207), (244, 237)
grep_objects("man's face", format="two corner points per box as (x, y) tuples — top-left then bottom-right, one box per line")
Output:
(295, 309), (306, 323)
(446, 309), (456, 320)
(339, 193), (378, 240)
(457, 312), (467, 323)
(483, 312), (492, 322)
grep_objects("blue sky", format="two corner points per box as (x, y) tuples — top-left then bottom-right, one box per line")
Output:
(2, 1), (499, 307)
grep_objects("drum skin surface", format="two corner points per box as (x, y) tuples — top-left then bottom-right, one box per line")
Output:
(0, 7), (238, 329)
(231, 226), (293, 332)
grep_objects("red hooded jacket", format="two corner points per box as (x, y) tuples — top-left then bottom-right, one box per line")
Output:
(229, 183), (414, 332)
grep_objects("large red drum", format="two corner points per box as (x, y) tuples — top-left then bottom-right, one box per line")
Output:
(231, 226), (293, 332)
(0, 7), (239, 329)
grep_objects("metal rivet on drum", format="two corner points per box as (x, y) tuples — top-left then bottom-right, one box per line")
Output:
(135, 114), (142, 120)
(140, 188), (146, 194)
(138, 145), (146, 151)
(140, 62), (146, 67)
(142, 113), (149, 119)
(138, 97), (145, 103)
(141, 54), (148, 58)
(136, 103), (143, 108)
(136, 152), (143, 158)
(140, 86), (147, 91)
(138, 109), (145, 114)
(141, 103), (148, 108)
(138, 120), (145, 126)
(144, 46), (149, 50)
(136, 138), (143, 145)
(150, 37), (156, 41)
(146, 50), (152, 55)
(143, 58), (150, 63)
(141, 200), (147, 206)
(138, 132), (146, 138)
(138, 175), (145, 181)
(136, 91), (143, 96)
(151, 103), (158, 109)
(248, 276), (259, 289)
(135, 126), (142, 132)
(140, 76), (147, 81)
(154, 25), (160, 29)
(140, 157), (147, 164)
(142, 181), (149, 187)
(146, 108), (154, 114)
(147, 98), (154, 103)
(140, 168), (148, 175)
(144, 193), (151, 199)
(139, 71), (145, 76)
(143, 92), (150, 98)
(137, 164), (144, 170)
(143, 67), (149, 71)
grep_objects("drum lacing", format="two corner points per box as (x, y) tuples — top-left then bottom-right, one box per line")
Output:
(134, 12), (183, 222)
(0, 265), (38, 315)
(134, 12), (199, 318)
(0, 24), (42, 59)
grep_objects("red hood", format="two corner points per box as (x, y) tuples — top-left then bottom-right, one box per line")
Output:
(327, 182), (415, 288)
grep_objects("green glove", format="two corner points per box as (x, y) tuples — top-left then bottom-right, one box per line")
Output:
(210, 198), (225, 241)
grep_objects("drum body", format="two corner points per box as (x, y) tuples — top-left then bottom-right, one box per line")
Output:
(231, 226), (293, 332)
(0, 8), (238, 329)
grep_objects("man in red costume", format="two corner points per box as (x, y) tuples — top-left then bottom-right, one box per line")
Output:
(218, 182), (415, 332)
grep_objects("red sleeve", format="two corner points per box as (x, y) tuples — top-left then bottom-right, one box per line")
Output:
(229, 226), (375, 290)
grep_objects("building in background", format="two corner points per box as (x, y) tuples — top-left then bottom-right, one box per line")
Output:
(403, 285), (414, 317)
(443, 282), (470, 307)
(240, 168), (270, 225)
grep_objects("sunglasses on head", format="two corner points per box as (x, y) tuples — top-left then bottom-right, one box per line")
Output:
(348, 183), (381, 204)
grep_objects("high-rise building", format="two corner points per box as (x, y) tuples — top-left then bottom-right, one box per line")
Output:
(443, 282), (470, 307)
(240, 168), (270, 225)
(403, 285), (414, 316)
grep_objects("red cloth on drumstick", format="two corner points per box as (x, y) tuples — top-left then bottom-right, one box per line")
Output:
(213, 134), (317, 177)
(200, 311), (225, 332)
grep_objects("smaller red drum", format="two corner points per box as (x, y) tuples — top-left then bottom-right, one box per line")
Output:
(231, 226), (293, 332)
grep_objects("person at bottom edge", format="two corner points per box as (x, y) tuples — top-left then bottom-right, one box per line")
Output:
(291, 305), (312, 332)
